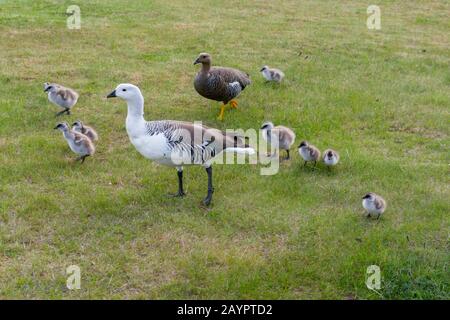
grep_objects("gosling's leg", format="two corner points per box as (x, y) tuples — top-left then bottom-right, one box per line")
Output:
(285, 150), (290, 160)
(65, 108), (71, 115)
(203, 166), (214, 206)
(56, 109), (67, 116)
(77, 155), (88, 164)
(217, 104), (226, 121)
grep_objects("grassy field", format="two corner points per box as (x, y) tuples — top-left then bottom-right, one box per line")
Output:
(0, 0), (448, 299)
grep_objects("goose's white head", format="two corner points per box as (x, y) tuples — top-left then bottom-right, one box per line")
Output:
(107, 84), (144, 116)
(107, 83), (142, 101)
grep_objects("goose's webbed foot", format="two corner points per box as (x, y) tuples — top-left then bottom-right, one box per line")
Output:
(229, 100), (238, 109)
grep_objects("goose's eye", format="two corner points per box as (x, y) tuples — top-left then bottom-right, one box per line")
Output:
(122, 89), (127, 92)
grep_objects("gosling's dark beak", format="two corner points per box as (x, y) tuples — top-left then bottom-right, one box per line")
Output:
(193, 58), (200, 65)
(260, 68), (265, 72)
(44, 87), (51, 92)
(106, 90), (117, 98)
(54, 125), (60, 130)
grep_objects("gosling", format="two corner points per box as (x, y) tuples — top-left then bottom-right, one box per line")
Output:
(72, 120), (98, 141)
(323, 149), (340, 167)
(260, 66), (285, 83)
(54, 122), (95, 163)
(298, 141), (321, 167)
(44, 82), (79, 116)
(260, 121), (295, 160)
(362, 193), (386, 219)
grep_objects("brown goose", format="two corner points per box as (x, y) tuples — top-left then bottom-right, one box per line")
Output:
(193, 53), (251, 120)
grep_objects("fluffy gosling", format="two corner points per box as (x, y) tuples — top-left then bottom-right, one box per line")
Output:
(72, 120), (98, 141)
(44, 82), (79, 116)
(362, 193), (386, 219)
(323, 149), (340, 167)
(54, 122), (95, 163)
(260, 121), (296, 160)
(298, 141), (321, 167)
(260, 66), (285, 83)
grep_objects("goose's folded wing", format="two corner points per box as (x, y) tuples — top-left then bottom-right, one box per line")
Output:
(211, 67), (251, 88)
(73, 132), (85, 145)
(374, 198), (385, 210)
(310, 148), (319, 158)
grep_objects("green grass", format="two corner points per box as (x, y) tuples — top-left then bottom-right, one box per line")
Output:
(0, 0), (448, 299)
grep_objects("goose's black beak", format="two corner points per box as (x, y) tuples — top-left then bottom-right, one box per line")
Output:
(44, 87), (51, 92)
(260, 68), (265, 72)
(54, 125), (60, 130)
(106, 90), (116, 98)
(193, 58), (200, 65)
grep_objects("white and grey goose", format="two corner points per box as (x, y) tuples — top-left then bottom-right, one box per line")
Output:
(72, 120), (98, 141)
(260, 66), (285, 83)
(260, 121), (295, 160)
(323, 149), (339, 167)
(54, 122), (95, 163)
(362, 193), (386, 219)
(44, 82), (79, 116)
(106, 83), (255, 206)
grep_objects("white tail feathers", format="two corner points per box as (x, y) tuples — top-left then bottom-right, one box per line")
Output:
(225, 147), (255, 155)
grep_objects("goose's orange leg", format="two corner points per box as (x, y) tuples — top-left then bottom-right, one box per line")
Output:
(217, 104), (226, 121)
(230, 99), (238, 109)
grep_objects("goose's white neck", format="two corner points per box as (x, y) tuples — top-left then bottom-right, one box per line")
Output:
(126, 94), (145, 120)
(125, 93), (147, 138)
